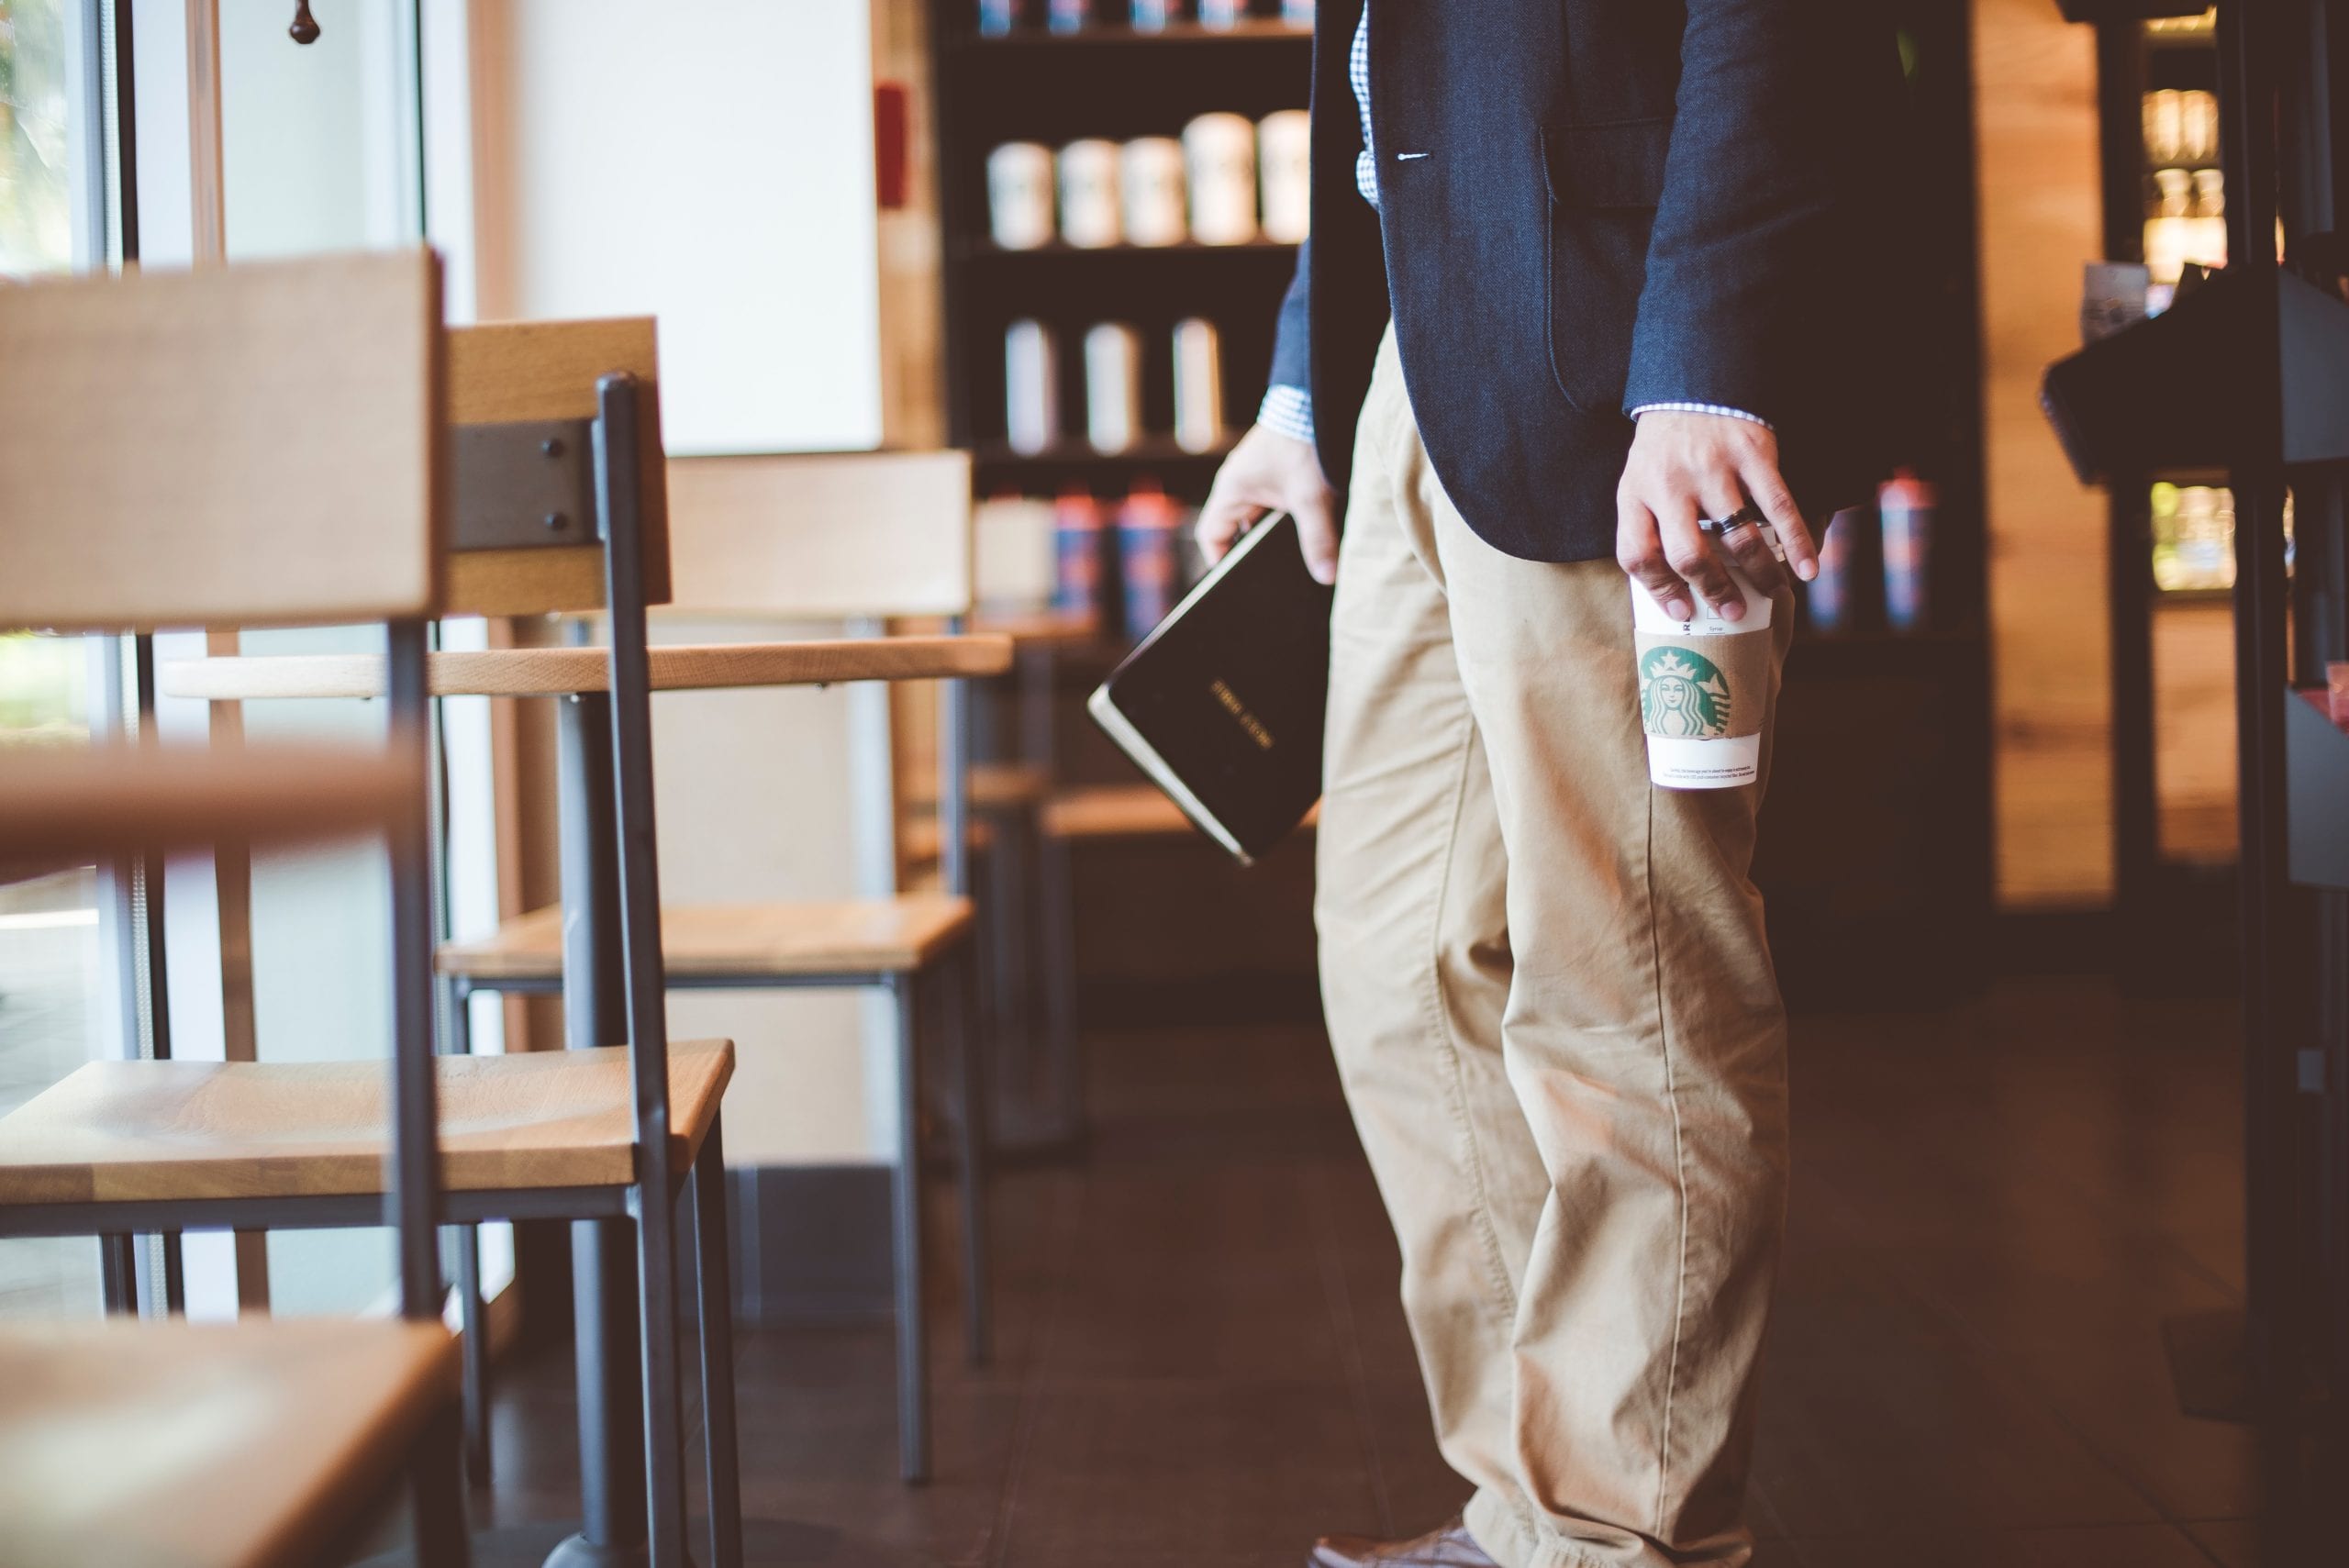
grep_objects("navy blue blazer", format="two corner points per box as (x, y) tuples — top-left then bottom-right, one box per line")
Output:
(1271, 0), (1910, 563)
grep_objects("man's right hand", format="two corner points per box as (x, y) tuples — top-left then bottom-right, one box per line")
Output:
(1197, 423), (1341, 585)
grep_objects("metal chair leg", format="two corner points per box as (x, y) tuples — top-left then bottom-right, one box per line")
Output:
(455, 1223), (491, 1488)
(889, 972), (930, 1484)
(408, 1397), (473, 1567)
(1038, 827), (1085, 1137)
(693, 1114), (743, 1568)
(946, 950), (993, 1366)
(445, 984), (493, 1488)
(634, 1184), (691, 1566)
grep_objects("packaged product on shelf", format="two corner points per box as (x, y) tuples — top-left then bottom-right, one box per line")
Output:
(1085, 322), (1145, 453)
(2143, 89), (2183, 164)
(1120, 137), (1188, 247)
(2191, 168), (2227, 269)
(1172, 317), (1227, 454)
(2145, 167), (2194, 284)
(1053, 487), (1109, 621)
(1258, 109), (1312, 243)
(1058, 139), (1123, 248)
(1283, 0), (1317, 20)
(974, 493), (1063, 615)
(1049, 0), (1094, 33)
(1119, 480), (1185, 636)
(1005, 319), (1061, 456)
(987, 142), (1056, 250)
(1878, 469), (1935, 632)
(979, 0), (1033, 36)
(1184, 112), (1260, 245)
(1197, 0), (1245, 28)
(2180, 89), (2220, 163)
(1806, 508), (1857, 633)
(1131, 0), (1178, 28)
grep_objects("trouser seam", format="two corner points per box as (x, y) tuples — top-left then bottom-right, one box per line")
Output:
(1643, 784), (1693, 1540)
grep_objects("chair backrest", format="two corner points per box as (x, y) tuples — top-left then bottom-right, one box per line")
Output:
(444, 317), (673, 619)
(662, 450), (973, 622)
(0, 250), (444, 632)
(0, 253), (451, 1326)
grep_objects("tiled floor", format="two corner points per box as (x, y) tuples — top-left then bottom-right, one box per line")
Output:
(477, 977), (2264, 1567)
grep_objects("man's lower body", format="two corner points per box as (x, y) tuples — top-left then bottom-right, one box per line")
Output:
(1314, 328), (1795, 1568)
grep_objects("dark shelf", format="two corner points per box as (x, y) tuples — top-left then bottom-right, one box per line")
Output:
(973, 439), (1235, 495)
(961, 20), (1311, 49)
(964, 239), (1298, 260)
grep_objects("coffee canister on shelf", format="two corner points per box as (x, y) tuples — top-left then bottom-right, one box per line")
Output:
(1197, 0), (1245, 28)
(1119, 481), (1185, 636)
(1130, 0), (1177, 28)
(1058, 139), (1123, 248)
(978, 0), (1032, 36)
(986, 142), (1056, 250)
(1053, 487), (1108, 620)
(1172, 317), (1226, 454)
(1085, 322), (1145, 454)
(1805, 507), (1858, 633)
(1877, 469), (1936, 632)
(1120, 137), (1188, 247)
(1257, 110), (1311, 243)
(1004, 319), (1061, 456)
(1184, 112), (1259, 245)
(1048, 0), (1093, 33)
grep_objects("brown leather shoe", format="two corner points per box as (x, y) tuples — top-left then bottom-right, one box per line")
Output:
(1308, 1517), (1501, 1568)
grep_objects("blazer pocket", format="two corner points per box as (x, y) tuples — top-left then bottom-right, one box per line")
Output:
(1543, 117), (1670, 416)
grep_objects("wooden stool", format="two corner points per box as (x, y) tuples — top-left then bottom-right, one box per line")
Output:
(0, 253), (472, 1567)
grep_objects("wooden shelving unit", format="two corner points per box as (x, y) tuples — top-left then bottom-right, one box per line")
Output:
(930, 6), (1310, 506)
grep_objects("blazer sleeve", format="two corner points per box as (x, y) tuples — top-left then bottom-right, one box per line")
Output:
(1621, 0), (1839, 423)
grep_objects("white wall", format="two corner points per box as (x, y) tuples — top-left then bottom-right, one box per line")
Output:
(492, 0), (884, 453)
(476, 0), (903, 1164)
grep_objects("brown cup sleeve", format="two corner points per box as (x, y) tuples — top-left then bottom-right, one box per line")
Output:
(1633, 627), (1772, 741)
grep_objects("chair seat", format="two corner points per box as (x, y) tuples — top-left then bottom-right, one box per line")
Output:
(900, 817), (1000, 865)
(439, 895), (974, 984)
(0, 1315), (456, 1568)
(1040, 784), (1322, 841)
(1041, 783), (1196, 840)
(0, 1040), (733, 1207)
(904, 762), (1051, 816)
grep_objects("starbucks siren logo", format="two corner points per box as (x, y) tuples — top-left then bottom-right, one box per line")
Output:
(1640, 645), (1732, 738)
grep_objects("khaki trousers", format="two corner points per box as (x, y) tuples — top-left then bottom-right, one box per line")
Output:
(1317, 329), (1794, 1568)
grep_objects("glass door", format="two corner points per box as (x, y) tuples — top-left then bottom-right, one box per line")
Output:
(0, 0), (121, 1318)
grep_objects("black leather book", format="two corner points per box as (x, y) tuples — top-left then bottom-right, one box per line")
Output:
(1086, 513), (1335, 864)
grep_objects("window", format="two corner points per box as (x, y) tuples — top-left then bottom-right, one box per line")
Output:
(0, 0), (116, 1319)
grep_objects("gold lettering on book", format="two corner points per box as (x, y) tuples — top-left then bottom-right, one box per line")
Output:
(1209, 679), (1275, 751)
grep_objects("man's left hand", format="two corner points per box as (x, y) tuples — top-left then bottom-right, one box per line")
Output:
(1615, 411), (1818, 624)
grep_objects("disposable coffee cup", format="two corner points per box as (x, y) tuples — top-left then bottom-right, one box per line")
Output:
(1631, 559), (1774, 790)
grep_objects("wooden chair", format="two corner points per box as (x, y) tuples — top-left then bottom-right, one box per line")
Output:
(0, 272), (743, 1568)
(0, 251), (468, 1566)
(433, 448), (1010, 1482)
